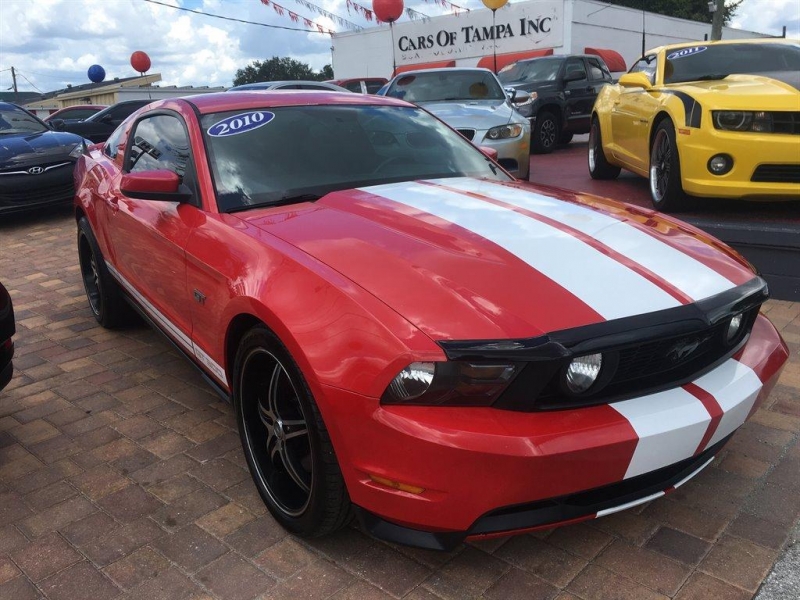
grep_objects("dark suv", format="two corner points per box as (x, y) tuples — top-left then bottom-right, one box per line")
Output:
(499, 54), (613, 153)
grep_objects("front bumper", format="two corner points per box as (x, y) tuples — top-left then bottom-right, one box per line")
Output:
(0, 163), (75, 214)
(677, 128), (800, 199)
(320, 314), (788, 548)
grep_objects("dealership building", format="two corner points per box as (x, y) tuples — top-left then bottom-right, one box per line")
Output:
(331, 0), (770, 78)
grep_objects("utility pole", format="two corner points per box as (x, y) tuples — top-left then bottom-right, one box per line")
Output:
(710, 0), (724, 41)
(10, 66), (18, 103)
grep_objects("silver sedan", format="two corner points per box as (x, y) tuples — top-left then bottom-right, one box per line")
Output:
(381, 68), (531, 179)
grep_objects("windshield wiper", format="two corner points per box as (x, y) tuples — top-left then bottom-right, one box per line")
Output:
(226, 193), (321, 213)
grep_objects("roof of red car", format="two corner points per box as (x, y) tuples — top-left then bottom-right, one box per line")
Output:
(184, 91), (409, 114)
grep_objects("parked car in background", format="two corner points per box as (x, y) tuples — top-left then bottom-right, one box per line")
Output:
(590, 39), (800, 211)
(44, 104), (105, 125)
(228, 80), (352, 92)
(327, 78), (388, 94)
(53, 99), (153, 143)
(0, 281), (14, 392)
(499, 54), (613, 153)
(0, 101), (89, 214)
(74, 91), (788, 550)
(382, 68), (531, 179)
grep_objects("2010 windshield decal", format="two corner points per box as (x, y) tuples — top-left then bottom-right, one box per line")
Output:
(667, 46), (707, 60)
(208, 111), (274, 137)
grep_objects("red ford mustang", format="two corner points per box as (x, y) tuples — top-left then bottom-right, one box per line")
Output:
(74, 92), (789, 551)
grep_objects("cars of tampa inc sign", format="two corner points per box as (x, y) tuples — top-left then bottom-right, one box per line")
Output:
(394, 0), (563, 65)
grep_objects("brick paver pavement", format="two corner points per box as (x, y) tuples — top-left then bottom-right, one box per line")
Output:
(1, 207), (798, 600)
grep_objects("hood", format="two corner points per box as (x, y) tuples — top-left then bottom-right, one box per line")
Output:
(238, 178), (756, 341)
(506, 80), (559, 95)
(666, 73), (800, 109)
(0, 130), (83, 169)
(420, 100), (517, 129)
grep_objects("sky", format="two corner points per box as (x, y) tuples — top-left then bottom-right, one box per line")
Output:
(0, 0), (798, 94)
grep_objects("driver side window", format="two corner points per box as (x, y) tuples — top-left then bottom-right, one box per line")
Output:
(127, 114), (191, 177)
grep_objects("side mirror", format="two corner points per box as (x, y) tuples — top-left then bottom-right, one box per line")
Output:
(510, 90), (531, 105)
(504, 87), (518, 102)
(478, 146), (499, 161)
(618, 72), (652, 89)
(50, 119), (65, 131)
(563, 71), (587, 83)
(120, 170), (192, 202)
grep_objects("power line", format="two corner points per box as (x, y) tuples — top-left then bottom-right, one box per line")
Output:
(140, 0), (326, 34)
(15, 71), (44, 93)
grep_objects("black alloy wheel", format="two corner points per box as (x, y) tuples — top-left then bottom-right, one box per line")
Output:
(532, 111), (559, 154)
(234, 326), (351, 536)
(77, 217), (131, 328)
(649, 120), (686, 212)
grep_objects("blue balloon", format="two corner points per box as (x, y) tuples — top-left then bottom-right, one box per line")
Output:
(87, 64), (106, 83)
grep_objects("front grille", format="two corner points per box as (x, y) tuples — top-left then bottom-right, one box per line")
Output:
(456, 129), (476, 141)
(771, 111), (800, 135)
(0, 181), (74, 207)
(751, 164), (800, 183)
(0, 161), (72, 176)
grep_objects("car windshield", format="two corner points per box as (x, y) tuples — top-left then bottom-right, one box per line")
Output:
(386, 71), (505, 103)
(0, 108), (48, 135)
(498, 58), (563, 84)
(664, 42), (800, 84)
(202, 104), (511, 212)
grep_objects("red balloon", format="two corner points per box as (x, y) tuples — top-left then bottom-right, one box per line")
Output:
(373, 0), (403, 23)
(130, 51), (151, 74)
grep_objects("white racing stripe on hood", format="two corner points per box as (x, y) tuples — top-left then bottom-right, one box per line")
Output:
(432, 178), (736, 302)
(360, 181), (681, 320)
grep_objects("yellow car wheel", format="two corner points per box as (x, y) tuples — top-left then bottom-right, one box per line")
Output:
(588, 119), (620, 180)
(649, 120), (686, 212)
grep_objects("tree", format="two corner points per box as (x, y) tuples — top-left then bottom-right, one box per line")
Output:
(604, 0), (741, 24)
(233, 57), (333, 86)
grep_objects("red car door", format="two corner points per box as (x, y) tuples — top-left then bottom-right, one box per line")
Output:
(104, 112), (200, 348)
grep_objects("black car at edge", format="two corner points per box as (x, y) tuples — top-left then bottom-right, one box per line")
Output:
(499, 54), (614, 153)
(0, 102), (88, 214)
(53, 99), (154, 143)
(0, 281), (14, 392)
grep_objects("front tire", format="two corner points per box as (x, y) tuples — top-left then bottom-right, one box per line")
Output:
(649, 120), (686, 212)
(77, 217), (131, 328)
(588, 118), (621, 180)
(234, 326), (351, 537)
(532, 111), (559, 154)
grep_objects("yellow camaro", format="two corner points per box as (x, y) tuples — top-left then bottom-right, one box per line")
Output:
(589, 39), (800, 211)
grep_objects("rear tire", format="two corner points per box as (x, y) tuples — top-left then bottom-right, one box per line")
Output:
(588, 118), (621, 180)
(77, 217), (132, 328)
(234, 326), (351, 537)
(532, 111), (559, 154)
(649, 120), (686, 212)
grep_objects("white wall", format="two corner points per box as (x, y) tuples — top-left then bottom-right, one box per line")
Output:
(572, 0), (769, 70)
(332, 0), (773, 79)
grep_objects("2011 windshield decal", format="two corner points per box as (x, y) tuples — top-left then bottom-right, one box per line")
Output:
(208, 111), (274, 137)
(667, 46), (707, 60)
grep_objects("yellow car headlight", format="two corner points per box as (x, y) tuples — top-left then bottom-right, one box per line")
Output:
(712, 111), (773, 133)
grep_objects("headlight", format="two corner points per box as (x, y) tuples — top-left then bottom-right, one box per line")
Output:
(564, 353), (603, 394)
(485, 124), (524, 140)
(712, 111), (773, 133)
(382, 361), (520, 406)
(68, 142), (86, 159)
(726, 313), (743, 343)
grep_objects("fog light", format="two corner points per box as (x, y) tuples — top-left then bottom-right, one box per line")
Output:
(726, 313), (743, 343)
(565, 353), (603, 394)
(708, 154), (732, 175)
